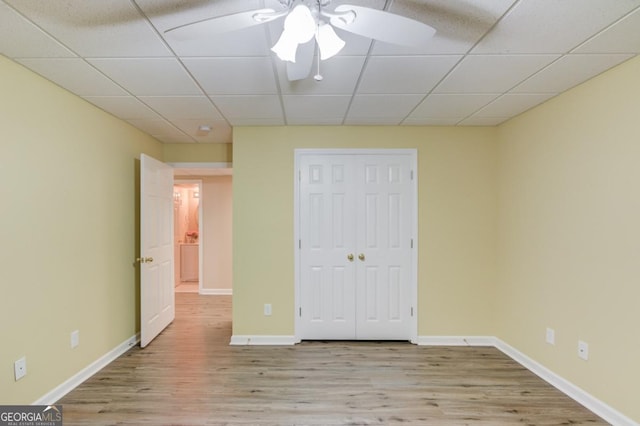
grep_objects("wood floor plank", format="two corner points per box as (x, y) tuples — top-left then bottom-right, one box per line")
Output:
(57, 294), (606, 425)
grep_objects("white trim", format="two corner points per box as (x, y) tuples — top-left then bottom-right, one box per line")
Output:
(33, 334), (139, 405)
(417, 336), (496, 346)
(167, 162), (232, 169)
(494, 339), (638, 426)
(293, 149), (418, 342)
(229, 335), (296, 346)
(200, 288), (232, 295)
(417, 336), (638, 426)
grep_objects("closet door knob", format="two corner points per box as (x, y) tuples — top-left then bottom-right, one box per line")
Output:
(347, 254), (354, 262)
(358, 253), (365, 261)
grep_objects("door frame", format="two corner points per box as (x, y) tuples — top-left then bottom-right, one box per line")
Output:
(293, 148), (418, 343)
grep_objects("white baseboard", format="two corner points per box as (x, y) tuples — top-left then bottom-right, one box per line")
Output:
(33, 334), (139, 405)
(417, 335), (637, 426)
(200, 288), (232, 295)
(417, 335), (496, 346)
(229, 335), (296, 345)
(494, 339), (637, 426)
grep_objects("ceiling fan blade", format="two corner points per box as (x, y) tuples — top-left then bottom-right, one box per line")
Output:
(164, 8), (279, 41)
(286, 40), (315, 81)
(331, 5), (436, 46)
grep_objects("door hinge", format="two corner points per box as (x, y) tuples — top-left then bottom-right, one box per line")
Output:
(299, 239), (301, 249)
(299, 307), (302, 317)
(411, 238), (414, 249)
(299, 170), (301, 181)
(411, 307), (414, 316)
(410, 170), (414, 180)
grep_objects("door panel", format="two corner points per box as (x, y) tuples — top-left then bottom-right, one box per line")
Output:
(299, 155), (357, 339)
(140, 154), (175, 348)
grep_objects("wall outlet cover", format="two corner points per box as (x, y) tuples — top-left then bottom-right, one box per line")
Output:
(546, 327), (555, 345)
(14, 357), (27, 381)
(578, 340), (589, 360)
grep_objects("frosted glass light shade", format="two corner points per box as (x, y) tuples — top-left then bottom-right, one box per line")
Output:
(316, 24), (345, 60)
(271, 31), (299, 62)
(271, 5), (316, 62)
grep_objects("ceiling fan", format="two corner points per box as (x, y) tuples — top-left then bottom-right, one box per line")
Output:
(164, 0), (436, 81)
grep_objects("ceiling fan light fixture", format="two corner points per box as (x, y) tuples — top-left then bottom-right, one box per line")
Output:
(271, 31), (299, 62)
(316, 23), (345, 60)
(271, 4), (316, 63)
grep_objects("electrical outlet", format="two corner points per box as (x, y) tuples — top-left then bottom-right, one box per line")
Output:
(545, 327), (555, 345)
(264, 303), (272, 316)
(578, 340), (589, 360)
(71, 330), (80, 349)
(14, 357), (27, 381)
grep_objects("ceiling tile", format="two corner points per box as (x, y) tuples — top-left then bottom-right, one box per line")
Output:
(182, 57), (278, 95)
(139, 96), (224, 120)
(287, 117), (346, 125)
(472, 93), (556, 118)
(15, 58), (127, 96)
(167, 25), (273, 57)
(472, 0), (640, 54)
(82, 96), (161, 120)
(278, 56), (367, 95)
(212, 95), (283, 122)
(282, 95), (351, 122)
(230, 118), (285, 126)
(88, 58), (202, 96)
(459, 116), (508, 126)
(169, 119), (232, 144)
(434, 54), (559, 93)
(344, 117), (405, 125)
(373, 0), (517, 55)
(127, 118), (185, 136)
(574, 6), (640, 54)
(347, 94), (424, 120)
(5, 0), (172, 57)
(408, 94), (499, 120)
(513, 54), (634, 93)
(0, 3), (75, 58)
(357, 55), (462, 94)
(403, 117), (462, 126)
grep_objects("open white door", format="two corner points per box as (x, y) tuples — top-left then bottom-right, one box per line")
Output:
(140, 154), (175, 348)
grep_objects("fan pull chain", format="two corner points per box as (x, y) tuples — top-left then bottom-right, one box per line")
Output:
(314, 1), (323, 81)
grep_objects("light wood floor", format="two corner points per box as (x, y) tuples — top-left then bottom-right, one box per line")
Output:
(58, 294), (606, 425)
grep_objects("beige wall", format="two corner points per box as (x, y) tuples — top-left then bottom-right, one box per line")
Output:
(232, 126), (499, 336)
(496, 55), (640, 421)
(0, 57), (162, 403)
(163, 142), (232, 163)
(202, 175), (233, 291)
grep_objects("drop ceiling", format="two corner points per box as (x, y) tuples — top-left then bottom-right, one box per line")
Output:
(1, 0), (639, 144)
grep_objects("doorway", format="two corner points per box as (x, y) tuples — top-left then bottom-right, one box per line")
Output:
(173, 181), (202, 293)
(294, 149), (418, 342)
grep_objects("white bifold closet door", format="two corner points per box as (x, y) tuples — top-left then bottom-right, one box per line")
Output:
(298, 153), (414, 340)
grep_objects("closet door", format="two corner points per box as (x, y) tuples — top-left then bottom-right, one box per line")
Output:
(299, 155), (358, 339)
(355, 155), (413, 340)
(298, 152), (415, 341)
